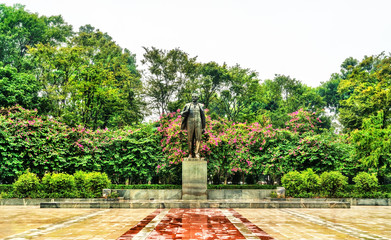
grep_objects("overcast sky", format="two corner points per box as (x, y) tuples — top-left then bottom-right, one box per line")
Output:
(2, 0), (391, 87)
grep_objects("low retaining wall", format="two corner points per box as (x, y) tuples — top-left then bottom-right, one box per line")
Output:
(271, 198), (391, 206)
(40, 200), (350, 209)
(113, 189), (182, 200)
(0, 198), (110, 206)
(110, 189), (274, 200)
(208, 189), (274, 200)
(1, 189), (390, 206)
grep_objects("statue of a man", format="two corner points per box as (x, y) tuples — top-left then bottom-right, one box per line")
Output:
(181, 93), (206, 158)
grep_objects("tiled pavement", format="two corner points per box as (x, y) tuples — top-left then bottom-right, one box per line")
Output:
(0, 206), (390, 239)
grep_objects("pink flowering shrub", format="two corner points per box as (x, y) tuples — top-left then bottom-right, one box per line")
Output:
(157, 107), (355, 184)
(285, 108), (322, 134)
(0, 105), (355, 185)
(0, 105), (162, 184)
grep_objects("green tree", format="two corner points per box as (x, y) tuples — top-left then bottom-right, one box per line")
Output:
(350, 111), (391, 183)
(29, 25), (144, 129)
(28, 43), (85, 117)
(339, 53), (391, 131)
(71, 25), (144, 128)
(0, 64), (41, 109)
(0, 4), (72, 70)
(198, 62), (230, 110)
(318, 57), (358, 113)
(214, 64), (261, 122)
(141, 47), (198, 115)
(262, 75), (326, 128)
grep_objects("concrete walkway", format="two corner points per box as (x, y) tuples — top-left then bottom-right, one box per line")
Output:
(0, 206), (390, 239)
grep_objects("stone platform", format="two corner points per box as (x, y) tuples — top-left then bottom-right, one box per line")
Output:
(40, 199), (350, 208)
(182, 158), (207, 200)
(2, 206), (390, 239)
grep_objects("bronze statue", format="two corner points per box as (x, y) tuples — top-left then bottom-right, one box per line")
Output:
(181, 93), (206, 158)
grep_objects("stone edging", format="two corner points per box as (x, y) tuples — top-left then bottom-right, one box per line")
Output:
(1, 197), (390, 206)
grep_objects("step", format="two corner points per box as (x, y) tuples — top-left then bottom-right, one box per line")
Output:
(40, 200), (350, 208)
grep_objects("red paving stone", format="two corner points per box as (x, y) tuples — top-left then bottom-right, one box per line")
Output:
(117, 208), (277, 239)
(117, 209), (163, 240)
(148, 209), (246, 240)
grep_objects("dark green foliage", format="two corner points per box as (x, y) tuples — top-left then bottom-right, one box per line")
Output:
(13, 171), (40, 197)
(380, 184), (391, 193)
(0, 184), (13, 193)
(0, 4), (72, 69)
(29, 27), (144, 129)
(350, 111), (391, 183)
(353, 172), (379, 195)
(320, 171), (348, 197)
(261, 75), (327, 129)
(142, 47), (198, 115)
(0, 65), (41, 109)
(317, 74), (341, 112)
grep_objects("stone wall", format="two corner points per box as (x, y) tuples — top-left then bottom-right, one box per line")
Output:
(113, 189), (274, 200)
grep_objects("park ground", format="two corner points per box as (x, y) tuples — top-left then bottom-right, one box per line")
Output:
(0, 206), (390, 239)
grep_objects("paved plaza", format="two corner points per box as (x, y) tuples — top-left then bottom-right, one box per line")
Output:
(0, 206), (390, 239)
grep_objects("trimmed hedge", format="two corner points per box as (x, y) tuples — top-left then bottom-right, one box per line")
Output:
(0, 184), (13, 193)
(380, 184), (391, 193)
(13, 171), (40, 198)
(353, 172), (379, 194)
(282, 170), (391, 198)
(320, 171), (348, 197)
(0, 171), (110, 198)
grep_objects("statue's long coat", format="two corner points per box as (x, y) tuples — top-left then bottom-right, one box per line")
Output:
(180, 103), (206, 131)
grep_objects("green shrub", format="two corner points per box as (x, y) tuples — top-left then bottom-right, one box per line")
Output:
(42, 173), (76, 198)
(13, 171), (40, 198)
(74, 171), (87, 189)
(320, 171), (348, 197)
(75, 171), (110, 197)
(108, 190), (120, 199)
(269, 191), (278, 198)
(353, 172), (379, 195)
(380, 184), (391, 193)
(0, 191), (15, 199)
(281, 171), (303, 197)
(0, 184), (13, 193)
(74, 171), (92, 198)
(301, 168), (320, 194)
(85, 172), (110, 197)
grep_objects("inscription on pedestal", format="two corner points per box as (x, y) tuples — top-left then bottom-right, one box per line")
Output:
(182, 158), (207, 200)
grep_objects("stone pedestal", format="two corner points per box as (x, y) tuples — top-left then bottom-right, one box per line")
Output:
(182, 158), (207, 200)
(276, 187), (286, 198)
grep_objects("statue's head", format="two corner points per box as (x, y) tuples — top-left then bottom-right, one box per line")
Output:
(192, 93), (199, 102)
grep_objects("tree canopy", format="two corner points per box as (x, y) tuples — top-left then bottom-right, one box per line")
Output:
(1, 4), (391, 184)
